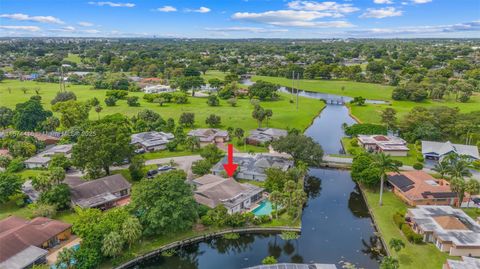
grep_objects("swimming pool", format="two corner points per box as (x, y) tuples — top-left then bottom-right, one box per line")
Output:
(252, 200), (274, 216)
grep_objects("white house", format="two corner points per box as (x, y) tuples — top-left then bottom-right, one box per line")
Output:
(143, 85), (174, 94)
(357, 135), (409, 157)
(131, 131), (174, 152)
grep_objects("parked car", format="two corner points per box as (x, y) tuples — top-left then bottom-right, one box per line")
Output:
(146, 169), (158, 178)
(134, 148), (146, 154)
(158, 165), (175, 172)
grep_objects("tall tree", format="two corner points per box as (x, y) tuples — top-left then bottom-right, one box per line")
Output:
(380, 108), (397, 133)
(13, 98), (52, 131)
(0, 107), (14, 129)
(252, 105), (266, 128)
(72, 117), (133, 177)
(122, 216), (142, 248)
(101, 231), (124, 257)
(0, 172), (21, 203)
(465, 179), (480, 208)
(271, 134), (323, 167)
(370, 153), (400, 206)
(130, 170), (197, 236)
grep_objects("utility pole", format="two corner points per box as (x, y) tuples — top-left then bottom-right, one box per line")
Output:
(291, 71), (295, 101)
(296, 73), (299, 110)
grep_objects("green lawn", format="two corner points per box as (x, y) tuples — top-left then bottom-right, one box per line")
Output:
(462, 207), (480, 219)
(252, 75), (394, 101)
(349, 95), (480, 124)
(250, 75), (480, 124)
(64, 53), (82, 64)
(0, 80), (324, 133)
(341, 137), (421, 166)
(363, 188), (451, 269)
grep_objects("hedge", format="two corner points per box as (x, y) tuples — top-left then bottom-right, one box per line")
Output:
(401, 224), (423, 244)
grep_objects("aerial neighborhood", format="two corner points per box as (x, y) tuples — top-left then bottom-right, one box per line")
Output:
(0, 8), (480, 269)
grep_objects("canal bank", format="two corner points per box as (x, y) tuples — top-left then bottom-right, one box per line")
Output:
(120, 81), (386, 269)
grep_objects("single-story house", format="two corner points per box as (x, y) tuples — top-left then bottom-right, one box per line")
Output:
(407, 205), (480, 257)
(143, 84), (174, 94)
(187, 128), (229, 145)
(193, 174), (264, 214)
(0, 216), (72, 269)
(68, 174), (131, 210)
(211, 154), (294, 181)
(387, 171), (457, 206)
(131, 131), (174, 152)
(422, 141), (479, 161)
(23, 156), (50, 169)
(246, 128), (288, 146)
(357, 135), (409, 156)
(443, 256), (480, 269)
(24, 132), (62, 145)
(24, 144), (73, 169)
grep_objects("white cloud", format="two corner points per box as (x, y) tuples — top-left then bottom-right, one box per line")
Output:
(0, 13), (64, 24)
(411, 0), (432, 3)
(374, 0), (394, 4)
(347, 21), (480, 36)
(186, 7), (211, 13)
(78, 21), (94, 27)
(0, 25), (41, 31)
(287, 1), (359, 15)
(156, 6), (177, 12)
(232, 10), (353, 27)
(360, 7), (402, 18)
(88, 1), (135, 8)
(205, 27), (288, 33)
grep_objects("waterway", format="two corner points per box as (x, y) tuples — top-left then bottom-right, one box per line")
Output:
(129, 80), (384, 269)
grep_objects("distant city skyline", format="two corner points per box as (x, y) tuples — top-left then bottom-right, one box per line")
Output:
(0, 0), (479, 38)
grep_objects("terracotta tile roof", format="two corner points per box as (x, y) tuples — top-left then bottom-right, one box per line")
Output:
(434, 216), (468, 230)
(387, 171), (456, 201)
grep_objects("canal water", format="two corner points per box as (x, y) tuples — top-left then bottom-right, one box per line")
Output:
(130, 80), (383, 269)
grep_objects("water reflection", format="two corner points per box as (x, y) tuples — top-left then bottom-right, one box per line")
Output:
(134, 169), (382, 269)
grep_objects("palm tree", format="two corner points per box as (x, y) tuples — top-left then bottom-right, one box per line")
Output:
(370, 153), (400, 206)
(102, 231), (125, 257)
(465, 179), (480, 208)
(380, 256), (399, 269)
(265, 109), (273, 127)
(269, 191), (283, 219)
(388, 238), (405, 255)
(184, 136), (200, 152)
(55, 247), (75, 269)
(95, 105), (103, 120)
(122, 216), (142, 248)
(432, 159), (450, 178)
(451, 178), (466, 207)
(447, 154), (472, 180)
(295, 160), (309, 177)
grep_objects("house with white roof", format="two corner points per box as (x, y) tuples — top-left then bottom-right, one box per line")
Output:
(246, 128), (288, 146)
(143, 84), (175, 94)
(24, 144), (73, 169)
(443, 256), (480, 269)
(407, 205), (480, 257)
(211, 153), (294, 181)
(421, 141), (479, 161)
(357, 135), (409, 156)
(131, 131), (174, 152)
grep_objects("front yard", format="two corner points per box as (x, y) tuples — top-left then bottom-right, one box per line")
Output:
(362, 187), (451, 269)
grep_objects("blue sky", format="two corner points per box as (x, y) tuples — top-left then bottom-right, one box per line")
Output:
(0, 0), (479, 38)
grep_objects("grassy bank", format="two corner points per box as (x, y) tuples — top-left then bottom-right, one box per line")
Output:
(362, 187), (451, 269)
(0, 80), (324, 132)
(250, 75), (480, 124)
